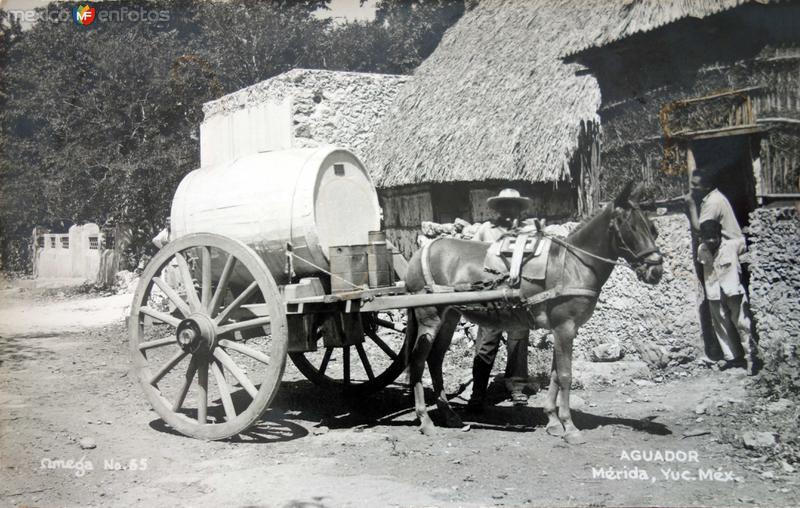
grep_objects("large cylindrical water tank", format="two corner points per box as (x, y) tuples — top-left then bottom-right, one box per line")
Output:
(171, 146), (381, 284)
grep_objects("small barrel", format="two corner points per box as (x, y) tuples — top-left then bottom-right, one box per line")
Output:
(329, 245), (369, 293)
(367, 231), (394, 288)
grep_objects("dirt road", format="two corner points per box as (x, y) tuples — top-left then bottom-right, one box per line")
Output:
(1, 289), (797, 507)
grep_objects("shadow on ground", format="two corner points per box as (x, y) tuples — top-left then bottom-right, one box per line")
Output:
(0, 335), (58, 369)
(144, 377), (673, 441)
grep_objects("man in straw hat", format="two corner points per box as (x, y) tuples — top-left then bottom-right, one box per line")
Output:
(468, 188), (533, 411)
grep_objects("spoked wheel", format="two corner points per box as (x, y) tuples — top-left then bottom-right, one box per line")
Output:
(129, 233), (287, 440)
(289, 310), (409, 396)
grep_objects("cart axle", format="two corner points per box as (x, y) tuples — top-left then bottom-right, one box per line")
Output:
(175, 314), (217, 353)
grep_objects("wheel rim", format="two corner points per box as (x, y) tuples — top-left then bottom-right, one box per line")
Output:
(130, 233), (287, 440)
(289, 310), (409, 395)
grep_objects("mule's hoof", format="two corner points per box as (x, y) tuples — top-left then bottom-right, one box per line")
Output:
(546, 423), (565, 437)
(563, 430), (586, 445)
(419, 422), (437, 436)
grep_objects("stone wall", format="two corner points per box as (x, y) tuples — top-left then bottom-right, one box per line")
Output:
(201, 69), (410, 166)
(578, 213), (701, 366)
(747, 207), (800, 399)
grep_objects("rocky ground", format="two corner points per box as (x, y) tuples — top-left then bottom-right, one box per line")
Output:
(1, 283), (799, 508)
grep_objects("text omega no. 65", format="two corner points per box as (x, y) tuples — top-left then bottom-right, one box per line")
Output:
(40, 456), (148, 477)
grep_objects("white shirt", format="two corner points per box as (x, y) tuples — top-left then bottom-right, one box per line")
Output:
(152, 228), (170, 249)
(699, 189), (743, 240)
(474, 221), (509, 243)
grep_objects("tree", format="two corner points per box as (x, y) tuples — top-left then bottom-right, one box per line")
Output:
(0, 2), (213, 267)
(0, 0), (465, 271)
(191, 0), (331, 92)
(372, 0), (465, 73)
(0, 11), (31, 268)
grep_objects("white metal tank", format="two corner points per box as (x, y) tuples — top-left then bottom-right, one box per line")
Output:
(171, 146), (381, 283)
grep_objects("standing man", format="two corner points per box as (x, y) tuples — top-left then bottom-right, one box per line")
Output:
(683, 171), (747, 363)
(684, 173), (743, 240)
(468, 189), (532, 411)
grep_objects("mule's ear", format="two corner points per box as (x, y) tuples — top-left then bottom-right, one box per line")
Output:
(614, 181), (635, 209)
(630, 182), (646, 203)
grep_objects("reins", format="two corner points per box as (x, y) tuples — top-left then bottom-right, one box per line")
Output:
(545, 206), (661, 272)
(545, 234), (633, 270)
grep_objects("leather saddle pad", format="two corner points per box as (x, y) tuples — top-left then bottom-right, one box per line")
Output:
(484, 235), (551, 282)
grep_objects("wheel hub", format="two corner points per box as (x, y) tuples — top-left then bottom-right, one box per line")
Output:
(176, 314), (217, 353)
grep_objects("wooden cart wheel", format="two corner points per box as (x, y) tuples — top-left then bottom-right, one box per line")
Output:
(129, 233), (287, 440)
(289, 310), (410, 395)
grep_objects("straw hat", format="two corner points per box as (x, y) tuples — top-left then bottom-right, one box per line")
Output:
(487, 188), (532, 211)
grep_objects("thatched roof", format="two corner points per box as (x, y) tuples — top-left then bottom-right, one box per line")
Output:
(366, 0), (607, 188)
(566, 0), (784, 57)
(366, 0), (787, 189)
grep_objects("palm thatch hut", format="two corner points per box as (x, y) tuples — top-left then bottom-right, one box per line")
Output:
(566, 0), (800, 367)
(566, 0), (800, 223)
(365, 0), (609, 256)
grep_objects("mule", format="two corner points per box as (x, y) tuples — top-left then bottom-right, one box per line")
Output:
(403, 182), (664, 443)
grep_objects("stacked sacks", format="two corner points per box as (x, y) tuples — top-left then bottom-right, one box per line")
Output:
(418, 218), (478, 247)
(417, 218), (572, 248)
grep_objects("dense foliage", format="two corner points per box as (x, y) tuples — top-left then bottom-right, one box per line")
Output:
(0, 0), (464, 270)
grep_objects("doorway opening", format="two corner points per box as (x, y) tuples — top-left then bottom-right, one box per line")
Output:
(690, 134), (759, 229)
(688, 134), (761, 361)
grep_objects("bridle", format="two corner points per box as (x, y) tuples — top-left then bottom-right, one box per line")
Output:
(537, 204), (663, 272)
(609, 206), (662, 268)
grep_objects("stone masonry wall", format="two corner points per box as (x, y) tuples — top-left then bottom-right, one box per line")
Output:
(202, 69), (410, 161)
(578, 213), (701, 366)
(747, 207), (800, 400)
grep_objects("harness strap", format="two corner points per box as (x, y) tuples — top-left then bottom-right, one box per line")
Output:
(507, 233), (529, 287)
(420, 238), (449, 292)
(529, 242), (599, 305)
(524, 287), (598, 306)
(610, 215), (661, 265)
(421, 235), (600, 306)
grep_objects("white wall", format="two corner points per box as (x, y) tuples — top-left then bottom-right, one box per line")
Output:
(36, 223), (102, 282)
(200, 69), (410, 168)
(200, 98), (293, 167)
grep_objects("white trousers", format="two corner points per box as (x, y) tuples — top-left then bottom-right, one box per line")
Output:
(707, 293), (754, 362)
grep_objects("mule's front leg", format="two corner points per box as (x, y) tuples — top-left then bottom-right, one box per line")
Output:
(427, 311), (462, 428)
(553, 321), (585, 444)
(543, 357), (565, 437)
(409, 310), (439, 435)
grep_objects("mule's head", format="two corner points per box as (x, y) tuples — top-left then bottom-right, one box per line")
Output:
(610, 182), (664, 284)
